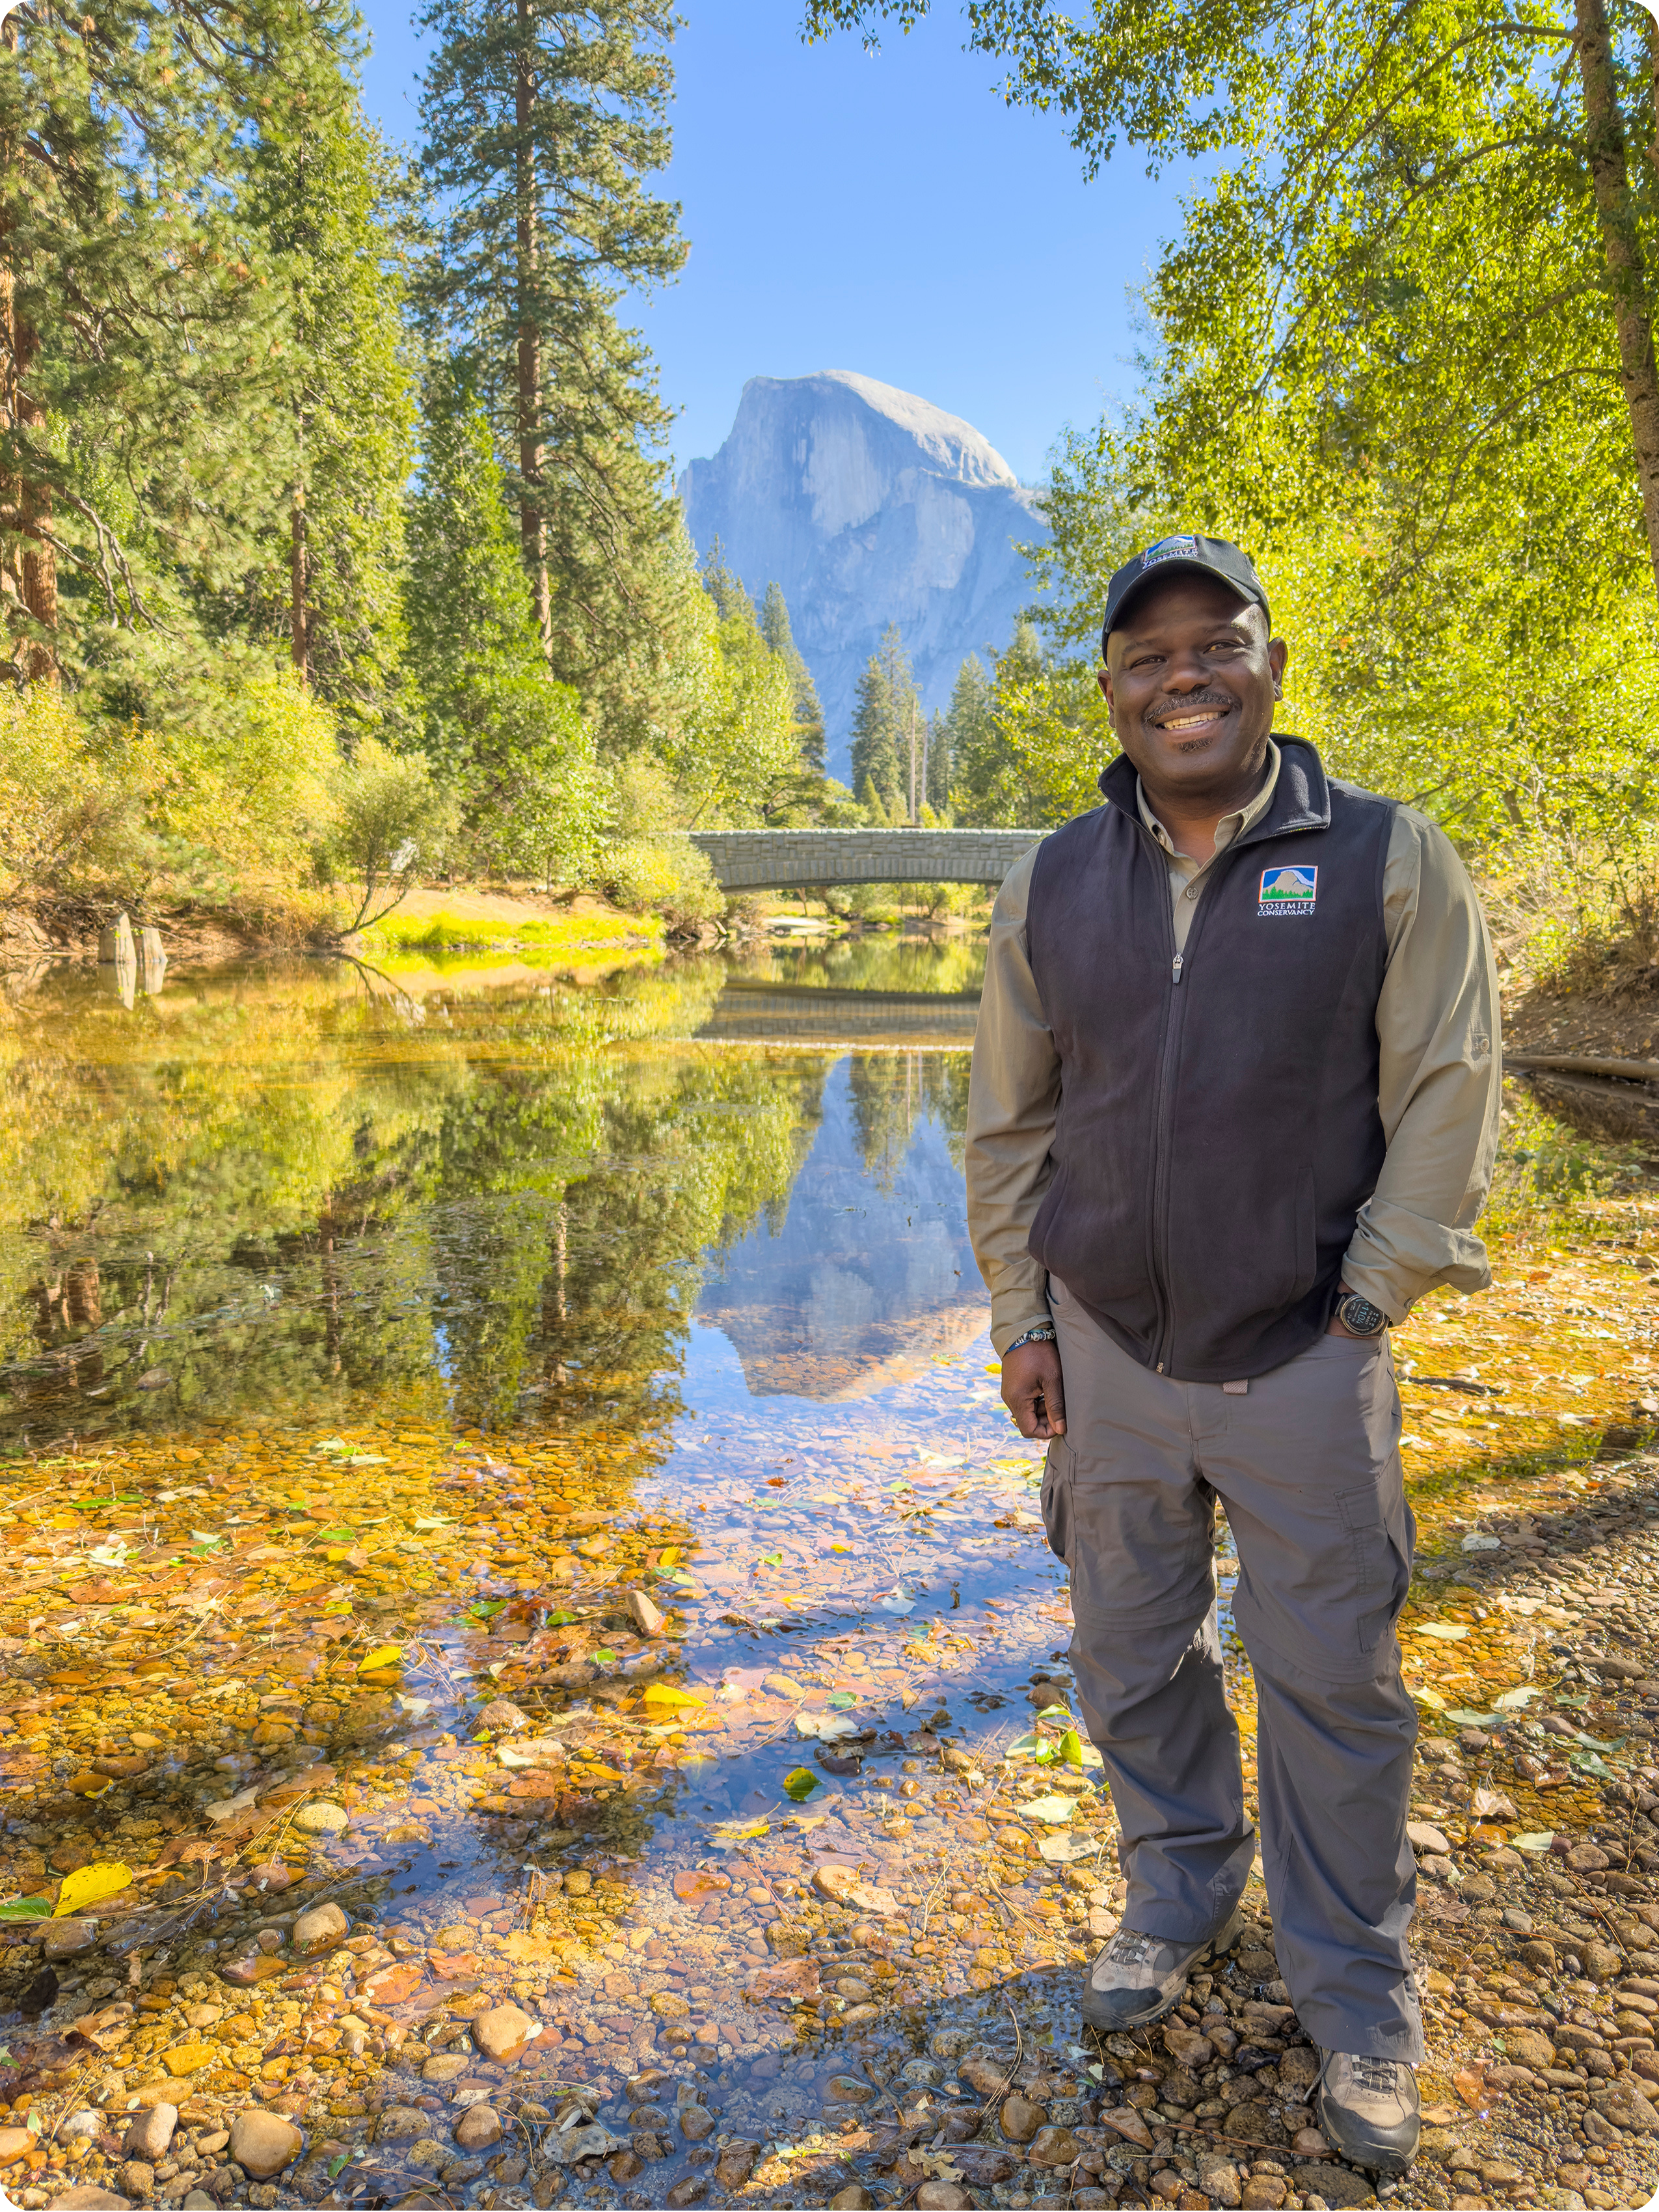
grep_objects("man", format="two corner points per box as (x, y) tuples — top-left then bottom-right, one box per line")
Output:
(965, 533), (1500, 2176)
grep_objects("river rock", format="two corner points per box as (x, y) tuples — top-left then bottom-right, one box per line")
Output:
(1295, 2166), (1373, 2208)
(1029, 2124), (1079, 2164)
(915, 2187), (972, 2211)
(291, 1902), (349, 1954)
(1099, 2104), (1154, 2149)
(230, 2109), (304, 2178)
(0, 2130), (32, 2168)
(478, 1698), (530, 1732)
(1164, 2022), (1213, 2069)
(1197, 2154), (1243, 2208)
(1595, 2078), (1659, 2131)
(716, 2142), (759, 2188)
(825, 2075), (874, 2103)
(454, 2105), (502, 2150)
(1507, 2028), (1556, 2069)
(42, 1917), (96, 1959)
(627, 1589), (666, 1636)
(680, 2105), (716, 2140)
(472, 2002), (535, 2061)
(291, 1801), (349, 1835)
(53, 2193), (133, 2210)
(422, 2054), (469, 2083)
(377, 2107), (429, 2140)
(999, 2090), (1046, 2142)
(123, 2103), (178, 2161)
(1407, 1822), (1451, 1854)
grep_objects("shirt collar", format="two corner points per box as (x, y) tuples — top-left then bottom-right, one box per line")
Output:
(1137, 738), (1282, 860)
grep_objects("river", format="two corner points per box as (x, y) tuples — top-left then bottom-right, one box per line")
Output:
(0, 936), (1147, 2211)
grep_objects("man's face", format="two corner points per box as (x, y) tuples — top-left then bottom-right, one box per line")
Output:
(1099, 572), (1288, 799)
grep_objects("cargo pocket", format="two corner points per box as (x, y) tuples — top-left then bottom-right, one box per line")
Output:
(1336, 1479), (1412, 1656)
(1040, 1438), (1073, 1568)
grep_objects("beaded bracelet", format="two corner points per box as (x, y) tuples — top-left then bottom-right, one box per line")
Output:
(1005, 1326), (1057, 1354)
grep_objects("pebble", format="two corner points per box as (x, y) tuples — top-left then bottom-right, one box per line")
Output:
(0, 2129), (33, 2168)
(230, 2109), (304, 2178)
(291, 1900), (349, 1952)
(999, 2090), (1046, 2142)
(1407, 1820), (1451, 1853)
(472, 2001), (535, 2061)
(290, 1799), (349, 1834)
(122, 2103), (178, 2161)
(454, 2104), (502, 2149)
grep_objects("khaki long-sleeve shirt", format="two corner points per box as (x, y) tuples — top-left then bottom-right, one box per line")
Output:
(965, 744), (1503, 1354)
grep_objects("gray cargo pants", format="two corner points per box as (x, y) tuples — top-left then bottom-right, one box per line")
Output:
(1042, 1278), (1423, 2060)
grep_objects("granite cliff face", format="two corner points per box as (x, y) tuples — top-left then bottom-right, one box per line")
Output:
(678, 371), (1046, 780)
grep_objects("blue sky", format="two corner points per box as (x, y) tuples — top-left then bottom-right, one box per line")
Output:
(353, 0), (1192, 485)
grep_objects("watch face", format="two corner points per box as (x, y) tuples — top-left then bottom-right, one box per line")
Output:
(1341, 1295), (1387, 1336)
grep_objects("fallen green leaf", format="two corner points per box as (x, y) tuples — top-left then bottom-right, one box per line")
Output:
(783, 1767), (821, 1801)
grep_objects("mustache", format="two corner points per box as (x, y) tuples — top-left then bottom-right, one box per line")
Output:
(1146, 693), (1233, 729)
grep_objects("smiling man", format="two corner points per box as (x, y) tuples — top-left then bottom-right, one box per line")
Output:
(965, 533), (1501, 2175)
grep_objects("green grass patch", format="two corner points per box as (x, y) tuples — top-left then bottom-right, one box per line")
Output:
(357, 908), (663, 957)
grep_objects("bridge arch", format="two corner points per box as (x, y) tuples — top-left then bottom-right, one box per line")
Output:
(688, 826), (1043, 892)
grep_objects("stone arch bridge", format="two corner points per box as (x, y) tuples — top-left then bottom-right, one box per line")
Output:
(688, 826), (1042, 892)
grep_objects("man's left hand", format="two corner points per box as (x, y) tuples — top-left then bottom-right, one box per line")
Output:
(1326, 1283), (1369, 1337)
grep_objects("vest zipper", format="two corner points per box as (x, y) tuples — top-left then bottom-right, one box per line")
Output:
(1172, 952), (1183, 984)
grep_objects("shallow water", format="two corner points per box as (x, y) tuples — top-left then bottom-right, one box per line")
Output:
(0, 941), (1142, 2211)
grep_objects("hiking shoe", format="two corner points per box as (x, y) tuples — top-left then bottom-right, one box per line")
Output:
(1315, 2051), (1420, 2174)
(1081, 1904), (1245, 2032)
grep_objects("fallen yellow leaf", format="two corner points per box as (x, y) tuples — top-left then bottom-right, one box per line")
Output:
(55, 1861), (133, 1917)
(643, 1683), (707, 1709)
(1407, 1623), (1470, 1641)
(357, 1643), (403, 1673)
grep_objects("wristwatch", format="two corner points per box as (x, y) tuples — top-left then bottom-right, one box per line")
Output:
(1334, 1290), (1389, 1337)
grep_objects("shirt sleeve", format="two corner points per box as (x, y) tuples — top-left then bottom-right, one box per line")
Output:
(965, 843), (1063, 1354)
(1340, 806), (1502, 1321)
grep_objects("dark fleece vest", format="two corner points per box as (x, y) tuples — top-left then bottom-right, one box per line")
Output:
(1025, 737), (1397, 1382)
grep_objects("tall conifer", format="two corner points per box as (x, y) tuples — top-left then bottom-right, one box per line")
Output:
(760, 581), (826, 772)
(416, 0), (685, 731)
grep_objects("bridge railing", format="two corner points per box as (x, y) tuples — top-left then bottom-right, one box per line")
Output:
(688, 826), (1044, 891)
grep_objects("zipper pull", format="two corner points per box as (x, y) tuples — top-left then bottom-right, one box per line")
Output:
(1172, 952), (1184, 985)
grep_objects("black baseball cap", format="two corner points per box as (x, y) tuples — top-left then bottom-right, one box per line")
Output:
(1101, 532), (1271, 655)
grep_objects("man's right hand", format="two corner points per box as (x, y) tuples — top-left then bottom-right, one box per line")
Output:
(1001, 1338), (1067, 1440)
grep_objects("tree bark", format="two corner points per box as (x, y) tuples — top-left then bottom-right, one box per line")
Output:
(1575, 0), (1659, 602)
(0, 18), (55, 683)
(515, 0), (552, 655)
(290, 480), (308, 683)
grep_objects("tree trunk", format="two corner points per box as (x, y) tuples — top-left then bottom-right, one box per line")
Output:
(515, 0), (552, 655)
(0, 15), (56, 685)
(290, 480), (308, 683)
(1575, 0), (1659, 602)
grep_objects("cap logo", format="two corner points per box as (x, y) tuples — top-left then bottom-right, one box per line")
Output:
(1140, 534), (1197, 570)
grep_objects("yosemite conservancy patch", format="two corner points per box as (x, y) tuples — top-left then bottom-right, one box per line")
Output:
(1258, 864), (1317, 916)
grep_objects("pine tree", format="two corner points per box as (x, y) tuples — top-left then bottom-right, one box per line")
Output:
(0, 0), (342, 683)
(951, 637), (1045, 826)
(925, 707), (951, 815)
(760, 581), (826, 772)
(404, 359), (599, 877)
(243, 75), (416, 720)
(416, 0), (686, 737)
(849, 625), (917, 820)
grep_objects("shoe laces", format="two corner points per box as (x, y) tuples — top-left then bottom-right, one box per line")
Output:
(1105, 1928), (1163, 1967)
(1340, 2055), (1402, 2095)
